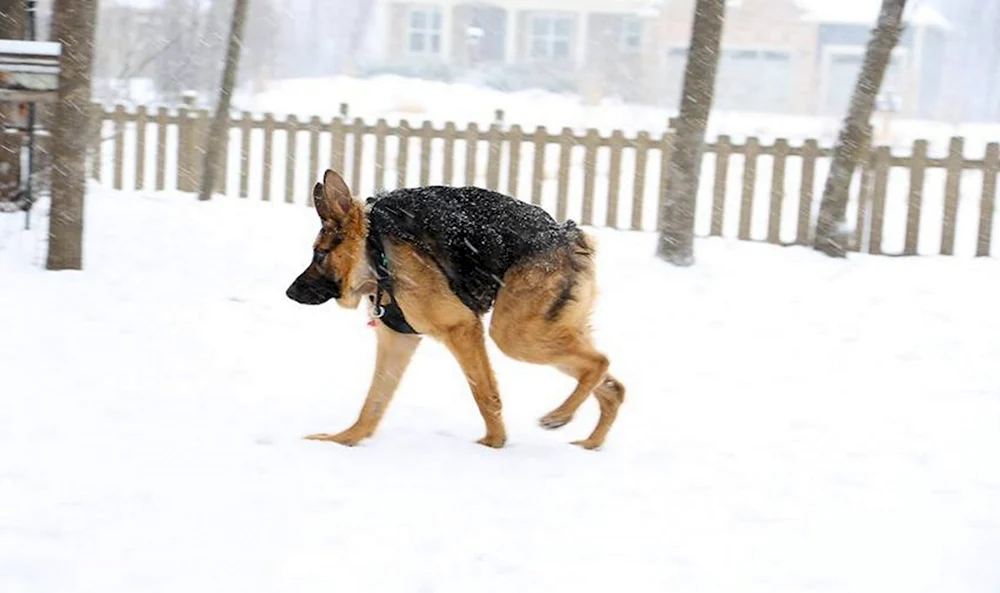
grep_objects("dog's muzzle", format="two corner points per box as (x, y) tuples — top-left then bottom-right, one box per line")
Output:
(286, 269), (341, 305)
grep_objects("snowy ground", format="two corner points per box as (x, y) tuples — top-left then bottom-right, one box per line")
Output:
(2, 188), (1000, 593)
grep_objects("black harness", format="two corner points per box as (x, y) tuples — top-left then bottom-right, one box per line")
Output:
(365, 204), (420, 335)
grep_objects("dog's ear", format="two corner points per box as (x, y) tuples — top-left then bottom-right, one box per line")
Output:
(314, 169), (354, 221)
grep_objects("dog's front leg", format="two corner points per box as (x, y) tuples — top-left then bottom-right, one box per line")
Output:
(441, 321), (507, 448)
(305, 323), (421, 446)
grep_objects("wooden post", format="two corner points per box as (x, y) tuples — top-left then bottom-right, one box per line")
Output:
(768, 138), (789, 244)
(89, 103), (103, 182)
(531, 126), (546, 206)
(486, 121), (502, 190)
(374, 118), (387, 191)
(135, 105), (147, 190)
(939, 136), (964, 255)
(261, 113), (274, 201)
(632, 131), (650, 230)
(796, 139), (818, 245)
(112, 104), (125, 190)
(419, 121), (433, 187)
(556, 127), (572, 223)
(239, 111), (252, 198)
(739, 137), (760, 241)
(330, 116), (346, 177)
(284, 114), (298, 203)
(710, 135), (731, 236)
(867, 147), (891, 255)
(606, 129), (624, 228)
(306, 115), (321, 206)
(464, 122), (479, 186)
(978, 143), (999, 257)
(506, 124), (523, 198)
(904, 139), (927, 256)
(442, 122), (456, 185)
(581, 128), (599, 226)
(397, 119), (411, 189)
(155, 106), (168, 191)
(350, 118), (364, 194)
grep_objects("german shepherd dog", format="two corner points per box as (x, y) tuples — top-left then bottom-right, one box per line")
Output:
(286, 170), (625, 449)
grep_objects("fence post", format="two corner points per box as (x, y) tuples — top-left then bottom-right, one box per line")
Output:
(556, 127), (573, 223)
(904, 139), (928, 256)
(176, 94), (198, 192)
(154, 106), (168, 191)
(284, 114), (298, 203)
(711, 135), (731, 236)
(239, 111), (252, 198)
(940, 137), (964, 255)
(135, 105), (147, 191)
(606, 130), (625, 228)
(795, 139), (818, 245)
(112, 104), (125, 190)
(632, 131), (650, 230)
(768, 138), (789, 244)
(88, 102), (103, 182)
(581, 128), (600, 226)
(867, 146), (891, 255)
(978, 143), (999, 257)
(739, 137), (760, 241)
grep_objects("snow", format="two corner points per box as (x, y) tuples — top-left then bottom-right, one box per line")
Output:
(2, 186), (1000, 592)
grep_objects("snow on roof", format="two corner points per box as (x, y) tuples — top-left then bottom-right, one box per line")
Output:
(0, 40), (61, 57)
(796, 0), (949, 28)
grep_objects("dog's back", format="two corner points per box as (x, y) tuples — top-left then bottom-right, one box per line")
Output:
(367, 185), (586, 315)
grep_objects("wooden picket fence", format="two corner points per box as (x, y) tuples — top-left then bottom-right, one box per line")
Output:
(88, 102), (999, 258)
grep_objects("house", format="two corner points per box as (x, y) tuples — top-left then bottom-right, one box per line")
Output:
(371, 0), (952, 118)
(650, 0), (949, 117)
(374, 0), (654, 97)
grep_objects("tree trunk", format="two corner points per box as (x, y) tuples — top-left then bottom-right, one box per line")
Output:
(657, 0), (726, 266)
(198, 0), (249, 201)
(46, 0), (97, 271)
(0, 0), (24, 38)
(814, 0), (907, 258)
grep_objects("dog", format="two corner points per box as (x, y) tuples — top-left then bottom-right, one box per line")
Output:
(286, 169), (624, 449)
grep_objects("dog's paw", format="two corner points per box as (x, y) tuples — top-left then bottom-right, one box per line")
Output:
(476, 434), (507, 449)
(539, 411), (573, 430)
(304, 432), (364, 447)
(571, 438), (604, 451)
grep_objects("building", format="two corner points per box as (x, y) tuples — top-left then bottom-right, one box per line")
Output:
(373, 0), (951, 118)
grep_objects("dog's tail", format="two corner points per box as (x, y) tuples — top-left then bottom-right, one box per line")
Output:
(562, 219), (597, 259)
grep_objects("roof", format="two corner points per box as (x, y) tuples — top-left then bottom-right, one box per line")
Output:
(796, 0), (949, 28)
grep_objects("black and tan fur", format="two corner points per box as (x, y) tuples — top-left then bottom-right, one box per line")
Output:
(286, 170), (624, 450)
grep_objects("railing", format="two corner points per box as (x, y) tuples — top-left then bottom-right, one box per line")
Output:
(88, 103), (999, 258)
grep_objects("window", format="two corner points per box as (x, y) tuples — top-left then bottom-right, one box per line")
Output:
(621, 17), (642, 53)
(407, 7), (443, 55)
(528, 14), (573, 61)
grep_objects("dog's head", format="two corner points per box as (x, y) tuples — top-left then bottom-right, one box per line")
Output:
(286, 169), (369, 308)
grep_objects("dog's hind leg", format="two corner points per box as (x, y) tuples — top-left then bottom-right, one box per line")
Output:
(305, 323), (421, 446)
(489, 239), (624, 450)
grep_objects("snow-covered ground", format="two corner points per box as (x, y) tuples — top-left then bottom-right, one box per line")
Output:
(2, 187), (999, 593)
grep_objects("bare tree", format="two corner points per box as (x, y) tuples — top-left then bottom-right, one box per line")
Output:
(814, 0), (908, 257)
(46, 0), (96, 270)
(657, 0), (726, 266)
(198, 0), (249, 201)
(0, 0), (24, 37)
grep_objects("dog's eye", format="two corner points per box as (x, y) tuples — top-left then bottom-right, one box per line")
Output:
(313, 249), (328, 265)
